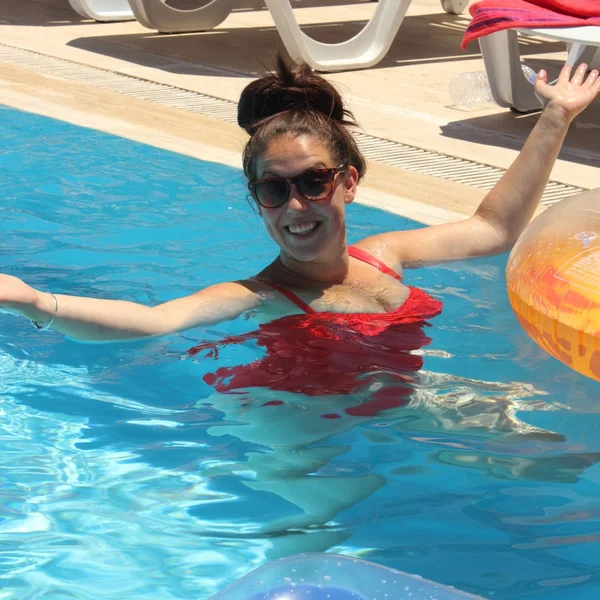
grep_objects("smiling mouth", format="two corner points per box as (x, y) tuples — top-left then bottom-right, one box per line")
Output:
(285, 221), (321, 236)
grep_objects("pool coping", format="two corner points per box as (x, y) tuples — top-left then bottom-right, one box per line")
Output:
(1, 58), (482, 226)
(0, 41), (584, 213)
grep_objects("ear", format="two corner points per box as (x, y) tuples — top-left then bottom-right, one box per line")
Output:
(343, 165), (359, 205)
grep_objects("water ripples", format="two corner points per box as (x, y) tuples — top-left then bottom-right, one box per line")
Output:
(3, 107), (600, 599)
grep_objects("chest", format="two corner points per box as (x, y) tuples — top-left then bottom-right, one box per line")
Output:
(313, 279), (410, 313)
(258, 275), (411, 319)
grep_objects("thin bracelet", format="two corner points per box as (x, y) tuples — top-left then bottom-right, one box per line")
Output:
(31, 293), (59, 331)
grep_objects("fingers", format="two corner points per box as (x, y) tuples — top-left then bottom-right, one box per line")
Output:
(533, 68), (548, 94)
(571, 62), (588, 86)
(585, 69), (600, 89)
(541, 63), (596, 89)
(537, 68), (547, 83)
(592, 73), (600, 100)
(558, 63), (573, 84)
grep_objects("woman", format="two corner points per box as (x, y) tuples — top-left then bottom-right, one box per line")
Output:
(5, 57), (595, 555)
(1, 58), (598, 352)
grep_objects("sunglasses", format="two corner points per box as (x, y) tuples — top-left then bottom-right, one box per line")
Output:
(249, 166), (347, 209)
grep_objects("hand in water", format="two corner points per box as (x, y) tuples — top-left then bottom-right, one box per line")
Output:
(535, 63), (600, 119)
(0, 274), (39, 313)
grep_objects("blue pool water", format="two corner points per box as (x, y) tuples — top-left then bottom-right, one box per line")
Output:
(1, 106), (600, 600)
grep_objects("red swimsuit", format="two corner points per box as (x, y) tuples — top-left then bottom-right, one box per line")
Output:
(188, 247), (442, 417)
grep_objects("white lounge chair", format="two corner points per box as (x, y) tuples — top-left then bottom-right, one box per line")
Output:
(68, 0), (135, 22)
(126, 0), (233, 34)
(480, 26), (600, 112)
(127, 0), (152, 29)
(263, 0), (469, 73)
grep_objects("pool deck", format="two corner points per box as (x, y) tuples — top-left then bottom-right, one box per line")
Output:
(1, 0), (599, 224)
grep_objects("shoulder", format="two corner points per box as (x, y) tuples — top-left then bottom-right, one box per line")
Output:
(197, 279), (271, 301)
(200, 278), (295, 309)
(214, 278), (308, 321)
(351, 237), (405, 278)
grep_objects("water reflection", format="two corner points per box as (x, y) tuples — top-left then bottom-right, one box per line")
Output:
(199, 364), (575, 560)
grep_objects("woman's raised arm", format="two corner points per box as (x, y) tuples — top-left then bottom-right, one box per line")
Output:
(367, 63), (600, 268)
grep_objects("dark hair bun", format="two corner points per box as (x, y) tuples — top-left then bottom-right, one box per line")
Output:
(238, 55), (357, 135)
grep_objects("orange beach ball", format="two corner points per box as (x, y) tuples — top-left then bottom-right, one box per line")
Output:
(506, 189), (600, 381)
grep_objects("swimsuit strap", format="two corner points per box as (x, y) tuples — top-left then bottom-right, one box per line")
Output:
(258, 246), (400, 314)
(348, 246), (402, 281)
(260, 280), (315, 314)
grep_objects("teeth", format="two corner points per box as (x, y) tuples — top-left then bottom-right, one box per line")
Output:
(287, 222), (317, 235)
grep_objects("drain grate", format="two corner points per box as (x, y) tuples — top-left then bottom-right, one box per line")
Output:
(0, 44), (239, 123)
(0, 43), (585, 206)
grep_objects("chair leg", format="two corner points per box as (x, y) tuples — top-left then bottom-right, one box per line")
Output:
(591, 47), (600, 70)
(68, 0), (89, 19)
(70, 0), (135, 21)
(440, 0), (468, 15)
(264, 0), (412, 72)
(137, 0), (233, 34)
(479, 29), (542, 112)
(127, 0), (153, 29)
(565, 42), (598, 68)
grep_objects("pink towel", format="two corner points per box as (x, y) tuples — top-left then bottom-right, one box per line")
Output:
(462, 0), (600, 49)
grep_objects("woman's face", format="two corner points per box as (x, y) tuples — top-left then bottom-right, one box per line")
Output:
(253, 134), (358, 264)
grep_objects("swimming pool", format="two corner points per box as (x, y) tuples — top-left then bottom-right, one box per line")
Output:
(2, 105), (600, 600)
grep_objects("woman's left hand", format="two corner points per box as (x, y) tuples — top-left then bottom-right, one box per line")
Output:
(534, 63), (600, 121)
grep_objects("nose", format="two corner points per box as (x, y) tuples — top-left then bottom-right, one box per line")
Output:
(286, 183), (309, 211)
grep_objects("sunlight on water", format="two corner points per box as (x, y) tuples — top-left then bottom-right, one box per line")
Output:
(0, 353), (272, 598)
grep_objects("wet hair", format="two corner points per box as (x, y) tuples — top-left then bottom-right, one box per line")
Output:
(238, 55), (367, 183)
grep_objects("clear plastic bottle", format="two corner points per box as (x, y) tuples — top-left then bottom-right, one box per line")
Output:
(449, 65), (538, 109)
(448, 71), (493, 108)
(521, 64), (538, 84)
